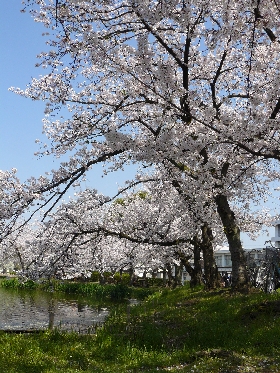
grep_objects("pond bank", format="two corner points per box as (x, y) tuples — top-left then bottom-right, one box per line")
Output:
(0, 277), (154, 300)
(1, 286), (280, 372)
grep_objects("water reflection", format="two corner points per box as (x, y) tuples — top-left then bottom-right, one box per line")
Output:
(0, 287), (109, 333)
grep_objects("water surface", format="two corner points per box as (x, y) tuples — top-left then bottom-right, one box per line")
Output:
(0, 286), (109, 333)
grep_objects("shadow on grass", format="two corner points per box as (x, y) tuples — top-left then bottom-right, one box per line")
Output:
(1, 286), (280, 372)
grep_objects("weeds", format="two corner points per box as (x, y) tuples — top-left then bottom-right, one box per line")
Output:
(1, 278), (139, 300)
(1, 277), (39, 290)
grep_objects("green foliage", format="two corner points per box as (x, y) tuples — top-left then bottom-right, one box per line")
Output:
(1, 287), (280, 372)
(1, 278), (20, 288)
(130, 287), (154, 300)
(108, 284), (131, 300)
(90, 271), (100, 282)
(120, 273), (130, 285)
(146, 277), (164, 287)
(112, 272), (131, 285)
(1, 278), (38, 290)
(114, 197), (125, 205)
(40, 280), (129, 299)
(114, 191), (149, 206)
(103, 271), (113, 280)
(136, 191), (149, 199)
(113, 272), (122, 284)
(22, 279), (38, 290)
(1, 279), (138, 301)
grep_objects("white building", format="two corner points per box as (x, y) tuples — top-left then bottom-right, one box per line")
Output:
(214, 248), (232, 273)
(213, 221), (280, 273)
(271, 220), (280, 248)
(213, 247), (265, 274)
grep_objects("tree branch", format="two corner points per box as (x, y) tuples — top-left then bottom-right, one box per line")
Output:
(270, 97), (280, 119)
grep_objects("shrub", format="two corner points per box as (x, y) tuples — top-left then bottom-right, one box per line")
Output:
(131, 287), (153, 300)
(1, 278), (38, 290)
(109, 284), (131, 300)
(121, 273), (131, 285)
(152, 278), (164, 287)
(103, 271), (113, 280)
(1, 278), (19, 288)
(113, 272), (122, 284)
(145, 277), (164, 287)
(22, 279), (38, 290)
(90, 271), (100, 282)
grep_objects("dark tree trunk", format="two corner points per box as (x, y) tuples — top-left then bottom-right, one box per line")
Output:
(162, 268), (167, 286)
(215, 194), (249, 289)
(166, 262), (175, 287)
(128, 255), (135, 286)
(201, 223), (221, 290)
(152, 268), (158, 278)
(176, 241), (203, 288)
(191, 238), (204, 287)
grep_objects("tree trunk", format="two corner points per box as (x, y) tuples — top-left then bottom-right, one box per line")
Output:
(14, 246), (24, 271)
(201, 223), (221, 290)
(174, 262), (183, 287)
(99, 273), (105, 285)
(166, 262), (175, 287)
(128, 255), (135, 285)
(152, 268), (158, 279)
(141, 270), (147, 287)
(176, 242), (203, 288)
(162, 268), (167, 286)
(215, 194), (248, 289)
(128, 265), (134, 286)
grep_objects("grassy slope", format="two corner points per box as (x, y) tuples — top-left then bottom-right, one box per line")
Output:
(1, 285), (280, 373)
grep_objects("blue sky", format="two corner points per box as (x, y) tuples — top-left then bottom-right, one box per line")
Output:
(0, 2), (276, 248)
(0, 2), (137, 197)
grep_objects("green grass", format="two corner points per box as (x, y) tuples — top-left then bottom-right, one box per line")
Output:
(1, 285), (280, 372)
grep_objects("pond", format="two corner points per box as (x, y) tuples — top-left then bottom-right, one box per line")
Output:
(0, 286), (110, 334)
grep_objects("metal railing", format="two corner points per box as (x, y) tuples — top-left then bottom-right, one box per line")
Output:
(246, 245), (280, 293)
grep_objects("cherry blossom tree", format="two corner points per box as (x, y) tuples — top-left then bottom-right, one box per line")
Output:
(0, 220), (43, 275)
(4, 178), (264, 289)
(6, 0), (280, 288)
(0, 169), (38, 242)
